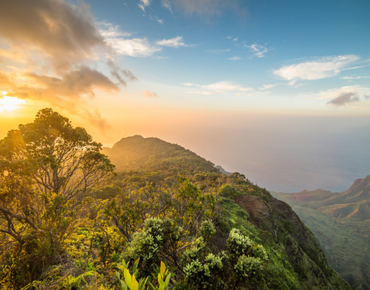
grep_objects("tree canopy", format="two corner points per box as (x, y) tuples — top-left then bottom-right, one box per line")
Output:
(0, 108), (114, 279)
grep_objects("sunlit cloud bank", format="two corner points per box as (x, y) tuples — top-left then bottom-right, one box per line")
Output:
(0, 0), (140, 133)
(274, 55), (360, 81)
(106, 37), (161, 57)
(100, 23), (189, 57)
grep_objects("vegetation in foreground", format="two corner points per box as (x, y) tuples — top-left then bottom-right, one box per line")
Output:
(0, 109), (351, 289)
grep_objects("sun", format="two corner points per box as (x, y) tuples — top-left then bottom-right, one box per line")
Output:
(0, 93), (26, 113)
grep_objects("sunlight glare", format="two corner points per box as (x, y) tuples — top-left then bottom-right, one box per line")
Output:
(0, 94), (26, 113)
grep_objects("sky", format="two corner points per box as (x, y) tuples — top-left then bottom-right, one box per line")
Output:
(0, 0), (370, 192)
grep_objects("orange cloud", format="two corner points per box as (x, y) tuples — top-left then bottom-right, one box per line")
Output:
(142, 90), (158, 98)
(3, 67), (118, 104)
(0, 0), (137, 133)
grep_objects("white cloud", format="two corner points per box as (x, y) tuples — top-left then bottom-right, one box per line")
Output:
(229, 56), (241, 60)
(185, 81), (253, 95)
(226, 36), (232, 39)
(99, 22), (132, 38)
(260, 82), (303, 90)
(148, 15), (164, 24)
(274, 55), (360, 81)
(203, 81), (252, 92)
(106, 37), (161, 57)
(161, 0), (173, 12)
(233, 38), (238, 41)
(138, 0), (151, 11)
(141, 0), (150, 5)
(245, 43), (268, 58)
(207, 49), (231, 54)
(261, 84), (277, 90)
(341, 76), (370, 80)
(100, 22), (161, 57)
(156, 36), (187, 48)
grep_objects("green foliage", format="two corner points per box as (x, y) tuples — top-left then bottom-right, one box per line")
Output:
(234, 255), (263, 279)
(148, 261), (172, 290)
(115, 259), (149, 290)
(60, 270), (95, 290)
(219, 184), (238, 197)
(0, 122), (353, 290)
(183, 252), (223, 289)
(124, 218), (167, 276)
(227, 229), (268, 264)
(199, 220), (216, 241)
(182, 225), (269, 290)
(0, 109), (114, 288)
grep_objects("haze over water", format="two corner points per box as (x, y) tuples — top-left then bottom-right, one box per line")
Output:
(151, 114), (370, 193)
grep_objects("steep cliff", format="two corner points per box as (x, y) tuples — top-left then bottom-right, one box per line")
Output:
(103, 136), (351, 289)
(273, 177), (370, 290)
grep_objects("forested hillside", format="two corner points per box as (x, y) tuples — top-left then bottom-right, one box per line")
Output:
(273, 178), (370, 290)
(0, 110), (351, 289)
(101, 135), (350, 289)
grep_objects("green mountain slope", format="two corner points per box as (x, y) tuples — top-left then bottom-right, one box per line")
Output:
(102, 135), (216, 173)
(272, 177), (370, 290)
(102, 135), (351, 290)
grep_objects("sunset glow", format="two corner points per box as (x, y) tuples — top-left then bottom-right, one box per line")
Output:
(0, 0), (369, 192)
(0, 1), (369, 288)
(0, 95), (26, 113)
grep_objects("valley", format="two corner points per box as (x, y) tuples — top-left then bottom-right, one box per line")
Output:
(273, 176), (370, 290)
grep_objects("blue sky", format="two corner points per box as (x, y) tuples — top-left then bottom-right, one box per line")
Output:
(78, 0), (370, 114)
(0, 0), (370, 191)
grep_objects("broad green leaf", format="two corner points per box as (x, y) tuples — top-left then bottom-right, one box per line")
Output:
(160, 261), (165, 278)
(131, 274), (139, 290)
(120, 280), (128, 290)
(124, 269), (132, 286)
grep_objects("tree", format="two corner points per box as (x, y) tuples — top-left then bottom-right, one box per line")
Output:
(0, 108), (115, 248)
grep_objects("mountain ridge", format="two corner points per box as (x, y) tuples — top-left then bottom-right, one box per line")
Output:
(102, 135), (351, 289)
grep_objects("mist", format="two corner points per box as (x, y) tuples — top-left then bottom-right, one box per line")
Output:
(129, 112), (370, 193)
